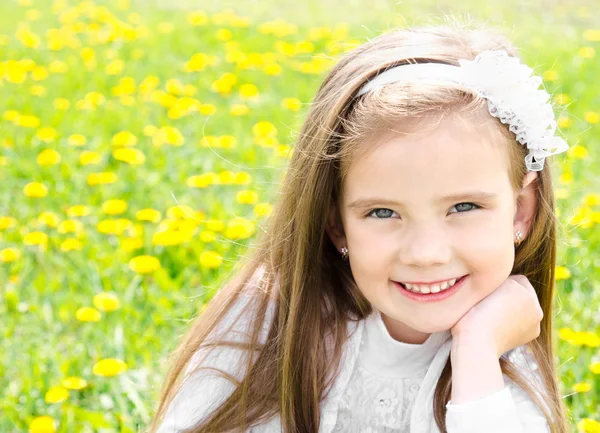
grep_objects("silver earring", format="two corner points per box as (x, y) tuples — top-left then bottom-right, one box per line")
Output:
(514, 230), (523, 246)
(340, 246), (349, 261)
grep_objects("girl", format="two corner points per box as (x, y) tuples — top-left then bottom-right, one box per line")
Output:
(148, 22), (571, 433)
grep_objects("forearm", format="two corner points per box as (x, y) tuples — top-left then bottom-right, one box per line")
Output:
(450, 333), (505, 404)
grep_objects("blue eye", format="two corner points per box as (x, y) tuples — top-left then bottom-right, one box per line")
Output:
(366, 208), (398, 219)
(449, 202), (481, 214)
(366, 203), (481, 219)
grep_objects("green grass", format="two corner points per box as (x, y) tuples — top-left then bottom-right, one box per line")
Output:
(1, 0), (600, 431)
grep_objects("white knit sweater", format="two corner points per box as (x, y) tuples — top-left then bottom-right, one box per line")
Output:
(156, 290), (551, 433)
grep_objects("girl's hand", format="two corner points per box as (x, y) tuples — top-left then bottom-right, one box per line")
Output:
(450, 274), (544, 358)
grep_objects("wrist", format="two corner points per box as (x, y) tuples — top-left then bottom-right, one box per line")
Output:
(451, 330), (500, 359)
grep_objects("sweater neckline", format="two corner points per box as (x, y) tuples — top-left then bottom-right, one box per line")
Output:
(358, 308), (451, 378)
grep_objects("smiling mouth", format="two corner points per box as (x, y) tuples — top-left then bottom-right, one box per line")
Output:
(395, 275), (468, 294)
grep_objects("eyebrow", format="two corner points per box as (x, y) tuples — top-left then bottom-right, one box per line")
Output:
(347, 192), (498, 209)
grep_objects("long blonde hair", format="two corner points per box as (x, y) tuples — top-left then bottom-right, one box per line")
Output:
(147, 20), (570, 433)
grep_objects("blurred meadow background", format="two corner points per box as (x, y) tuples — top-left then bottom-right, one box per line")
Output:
(1, 0), (600, 431)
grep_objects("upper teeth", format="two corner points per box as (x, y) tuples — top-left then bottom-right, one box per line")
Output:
(401, 277), (459, 294)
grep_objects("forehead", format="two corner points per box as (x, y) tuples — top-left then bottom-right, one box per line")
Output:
(342, 116), (512, 202)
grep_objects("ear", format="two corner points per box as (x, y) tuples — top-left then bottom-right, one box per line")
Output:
(325, 200), (347, 252)
(513, 171), (539, 240)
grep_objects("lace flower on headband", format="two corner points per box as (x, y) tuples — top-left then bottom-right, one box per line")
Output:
(355, 50), (569, 171)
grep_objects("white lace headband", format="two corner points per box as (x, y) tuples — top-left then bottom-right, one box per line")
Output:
(355, 50), (569, 171)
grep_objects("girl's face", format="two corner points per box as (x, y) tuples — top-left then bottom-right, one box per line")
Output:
(327, 115), (537, 344)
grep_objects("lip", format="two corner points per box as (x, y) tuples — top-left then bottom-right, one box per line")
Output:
(400, 276), (462, 285)
(393, 275), (468, 303)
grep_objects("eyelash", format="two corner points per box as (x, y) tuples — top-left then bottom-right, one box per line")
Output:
(365, 202), (483, 219)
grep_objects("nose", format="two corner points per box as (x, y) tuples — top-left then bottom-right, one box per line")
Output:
(398, 223), (451, 267)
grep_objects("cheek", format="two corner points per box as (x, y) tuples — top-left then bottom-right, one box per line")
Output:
(345, 223), (395, 281)
(461, 216), (515, 294)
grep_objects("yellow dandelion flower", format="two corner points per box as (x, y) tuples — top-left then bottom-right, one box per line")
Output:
(23, 182), (48, 198)
(557, 116), (572, 129)
(252, 121), (277, 138)
(36, 127), (57, 142)
(205, 220), (225, 232)
(559, 327), (576, 342)
(583, 194), (600, 207)
(152, 229), (190, 246)
(128, 255), (161, 274)
(542, 70), (559, 82)
(121, 237), (143, 252)
(68, 134), (87, 146)
(199, 104), (216, 116)
(23, 231), (48, 246)
(230, 104), (249, 116)
(60, 238), (83, 252)
(58, 220), (84, 235)
(136, 208), (161, 222)
(186, 172), (219, 188)
(263, 63), (282, 75)
(96, 219), (132, 236)
(93, 292), (121, 312)
(164, 208), (191, 223)
(555, 266), (571, 280)
(45, 386), (69, 404)
(559, 170), (572, 184)
(113, 147), (146, 164)
(554, 94), (571, 105)
(87, 172), (117, 186)
(187, 11), (208, 26)
(224, 218), (255, 240)
(234, 172), (252, 185)
(105, 59), (124, 75)
(282, 97), (302, 111)
(93, 358), (128, 377)
(219, 170), (235, 184)
(29, 415), (57, 433)
(590, 362), (600, 375)
(275, 144), (293, 158)
(578, 47), (595, 58)
(37, 149), (62, 166)
(80, 151), (101, 166)
(156, 126), (184, 146)
(568, 144), (588, 159)
(200, 230), (216, 242)
(199, 250), (223, 269)
(0, 216), (17, 229)
(216, 28), (232, 40)
(37, 212), (59, 227)
(572, 382), (592, 393)
(220, 136), (237, 148)
(0, 248), (21, 263)
(13, 112), (32, 128)
(101, 199), (128, 215)
(236, 190), (258, 205)
(112, 131), (138, 147)
(254, 203), (273, 218)
(580, 332), (600, 347)
(75, 307), (101, 322)
(53, 98), (71, 110)
(61, 376), (87, 390)
(66, 205), (91, 217)
(577, 418), (600, 433)
(239, 83), (259, 99)
(584, 111), (599, 124)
